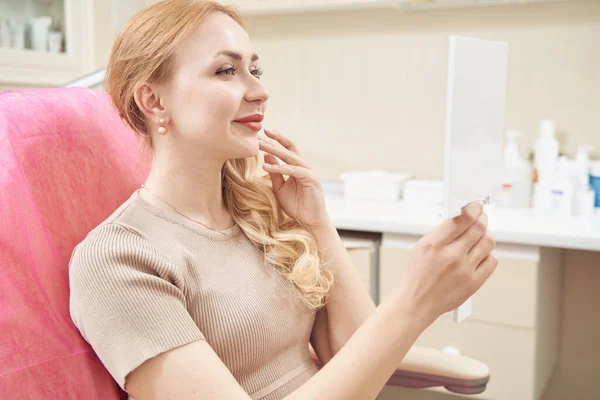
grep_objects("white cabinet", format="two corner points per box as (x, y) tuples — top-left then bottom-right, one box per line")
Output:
(222, 0), (391, 15)
(393, 0), (567, 10)
(0, 0), (95, 86)
(223, 0), (569, 15)
(379, 233), (563, 400)
(340, 230), (380, 300)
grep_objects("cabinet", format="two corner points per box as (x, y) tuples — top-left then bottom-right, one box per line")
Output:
(379, 233), (562, 400)
(222, 0), (391, 15)
(0, 0), (95, 86)
(340, 230), (380, 301)
(222, 0), (569, 16)
(392, 0), (569, 10)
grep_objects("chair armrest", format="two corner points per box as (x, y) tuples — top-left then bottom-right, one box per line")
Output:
(310, 345), (490, 395)
(388, 345), (490, 395)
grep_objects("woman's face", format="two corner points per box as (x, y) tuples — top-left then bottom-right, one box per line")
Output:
(158, 12), (269, 160)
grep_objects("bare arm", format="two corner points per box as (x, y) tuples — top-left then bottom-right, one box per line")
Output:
(308, 222), (377, 365)
(286, 292), (426, 400)
(126, 340), (252, 400)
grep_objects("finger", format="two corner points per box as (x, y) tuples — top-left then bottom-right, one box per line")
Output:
(467, 231), (496, 267)
(428, 201), (483, 246)
(473, 253), (499, 287)
(260, 131), (294, 154)
(454, 212), (488, 254)
(262, 163), (314, 184)
(263, 152), (282, 165)
(259, 138), (308, 168)
(264, 129), (300, 155)
(263, 154), (285, 191)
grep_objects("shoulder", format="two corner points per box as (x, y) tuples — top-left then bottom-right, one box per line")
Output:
(68, 221), (187, 331)
(68, 221), (177, 294)
(71, 222), (149, 268)
(70, 192), (170, 273)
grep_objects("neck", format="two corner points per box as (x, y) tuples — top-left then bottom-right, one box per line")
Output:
(141, 150), (234, 231)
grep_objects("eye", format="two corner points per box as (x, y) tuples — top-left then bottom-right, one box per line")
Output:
(216, 66), (237, 76)
(251, 67), (264, 79)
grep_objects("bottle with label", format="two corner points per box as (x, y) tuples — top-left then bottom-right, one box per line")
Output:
(499, 130), (533, 208)
(551, 156), (574, 217)
(533, 120), (559, 215)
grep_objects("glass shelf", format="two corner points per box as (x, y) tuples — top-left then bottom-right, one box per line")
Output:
(0, 0), (66, 54)
(0, 0), (94, 86)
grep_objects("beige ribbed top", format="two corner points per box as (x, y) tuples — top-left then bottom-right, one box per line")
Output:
(69, 190), (319, 400)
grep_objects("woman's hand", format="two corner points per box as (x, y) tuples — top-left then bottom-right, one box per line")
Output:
(392, 201), (498, 329)
(259, 129), (331, 231)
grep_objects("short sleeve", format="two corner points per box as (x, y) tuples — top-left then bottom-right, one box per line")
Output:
(69, 223), (205, 391)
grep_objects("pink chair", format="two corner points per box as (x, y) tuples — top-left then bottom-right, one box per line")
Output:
(0, 88), (146, 399)
(0, 88), (489, 399)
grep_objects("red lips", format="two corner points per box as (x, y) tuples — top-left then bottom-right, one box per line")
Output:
(235, 114), (264, 123)
(234, 114), (263, 132)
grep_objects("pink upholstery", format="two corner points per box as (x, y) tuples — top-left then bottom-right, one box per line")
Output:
(0, 88), (148, 399)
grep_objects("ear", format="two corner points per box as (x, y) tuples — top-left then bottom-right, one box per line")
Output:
(133, 83), (168, 124)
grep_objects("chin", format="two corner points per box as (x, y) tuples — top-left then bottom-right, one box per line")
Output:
(231, 135), (260, 159)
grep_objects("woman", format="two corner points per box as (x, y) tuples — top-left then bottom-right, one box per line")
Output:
(68, 1), (498, 399)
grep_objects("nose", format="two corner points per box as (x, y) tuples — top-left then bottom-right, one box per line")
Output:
(244, 76), (269, 106)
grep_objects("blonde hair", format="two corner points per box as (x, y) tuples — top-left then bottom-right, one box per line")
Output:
(104, 0), (333, 310)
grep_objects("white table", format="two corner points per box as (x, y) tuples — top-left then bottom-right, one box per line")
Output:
(326, 194), (600, 252)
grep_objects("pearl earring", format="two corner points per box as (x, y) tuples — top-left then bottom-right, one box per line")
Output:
(158, 118), (168, 135)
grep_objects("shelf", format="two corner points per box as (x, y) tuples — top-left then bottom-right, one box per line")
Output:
(224, 0), (570, 16)
(0, 48), (83, 86)
(222, 0), (394, 16)
(0, 0), (94, 86)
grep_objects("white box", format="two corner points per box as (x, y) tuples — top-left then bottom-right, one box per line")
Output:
(402, 180), (444, 208)
(340, 170), (412, 202)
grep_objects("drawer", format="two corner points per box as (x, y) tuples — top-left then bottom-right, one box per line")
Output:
(415, 317), (537, 400)
(379, 235), (551, 328)
(341, 231), (379, 300)
(347, 247), (374, 297)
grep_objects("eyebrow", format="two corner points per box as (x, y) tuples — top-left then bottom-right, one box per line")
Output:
(215, 50), (259, 62)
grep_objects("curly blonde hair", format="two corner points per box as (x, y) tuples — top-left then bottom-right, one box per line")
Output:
(104, 0), (333, 310)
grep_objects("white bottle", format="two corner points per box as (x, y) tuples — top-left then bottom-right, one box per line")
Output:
(533, 120), (559, 215)
(572, 145), (595, 216)
(572, 145), (592, 190)
(551, 156), (574, 217)
(30, 17), (52, 52)
(0, 19), (10, 48)
(499, 130), (533, 208)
